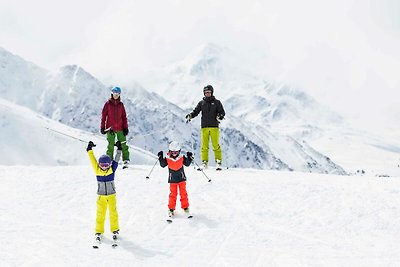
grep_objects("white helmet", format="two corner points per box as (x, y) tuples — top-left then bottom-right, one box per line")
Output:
(169, 141), (181, 151)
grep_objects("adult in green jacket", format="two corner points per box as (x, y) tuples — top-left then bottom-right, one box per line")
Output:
(186, 85), (225, 169)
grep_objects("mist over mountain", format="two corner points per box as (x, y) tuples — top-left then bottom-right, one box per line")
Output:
(144, 43), (344, 131)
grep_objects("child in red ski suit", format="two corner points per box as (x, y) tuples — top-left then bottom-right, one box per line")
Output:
(158, 141), (193, 216)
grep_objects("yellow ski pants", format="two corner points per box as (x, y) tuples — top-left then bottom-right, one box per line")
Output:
(95, 194), (119, 234)
(201, 127), (222, 163)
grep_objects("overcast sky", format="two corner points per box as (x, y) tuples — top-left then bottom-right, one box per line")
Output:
(1, 0), (399, 128)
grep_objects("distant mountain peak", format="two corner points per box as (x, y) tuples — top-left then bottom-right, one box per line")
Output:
(191, 43), (227, 59)
(58, 65), (97, 81)
(174, 43), (233, 79)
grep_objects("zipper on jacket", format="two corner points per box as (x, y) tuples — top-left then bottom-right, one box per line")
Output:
(113, 101), (119, 125)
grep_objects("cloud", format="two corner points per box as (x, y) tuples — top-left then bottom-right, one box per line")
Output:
(1, 0), (399, 124)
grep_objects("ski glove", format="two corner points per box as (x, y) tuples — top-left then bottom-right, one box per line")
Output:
(185, 114), (192, 123)
(217, 114), (224, 122)
(157, 151), (163, 158)
(100, 128), (106, 135)
(115, 141), (122, 150)
(123, 128), (129, 136)
(87, 141), (96, 151)
(186, 152), (193, 159)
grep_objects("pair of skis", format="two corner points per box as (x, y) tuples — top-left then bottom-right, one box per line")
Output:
(93, 235), (118, 249)
(167, 211), (193, 223)
(197, 166), (222, 171)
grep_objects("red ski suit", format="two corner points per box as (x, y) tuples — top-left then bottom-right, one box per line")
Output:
(159, 153), (192, 210)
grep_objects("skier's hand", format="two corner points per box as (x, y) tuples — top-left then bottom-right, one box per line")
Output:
(217, 114), (224, 122)
(157, 151), (163, 158)
(115, 141), (123, 150)
(87, 141), (96, 151)
(123, 128), (129, 136)
(185, 114), (191, 123)
(186, 151), (193, 159)
(100, 128), (106, 135)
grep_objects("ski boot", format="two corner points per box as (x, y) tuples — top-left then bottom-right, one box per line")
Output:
(112, 230), (119, 241)
(184, 208), (193, 219)
(216, 160), (222, 171)
(167, 209), (174, 223)
(112, 230), (119, 248)
(200, 161), (208, 170)
(123, 160), (129, 169)
(93, 233), (102, 249)
(168, 209), (174, 217)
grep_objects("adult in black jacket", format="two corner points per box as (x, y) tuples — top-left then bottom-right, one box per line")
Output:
(186, 85), (225, 169)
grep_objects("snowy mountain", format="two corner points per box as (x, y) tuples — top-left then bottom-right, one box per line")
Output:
(142, 43), (400, 176)
(0, 98), (156, 166)
(39, 65), (107, 132)
(0, 46), (347, 173)
(145, 43), (343, 129)
(0, 46), (48, 110)
(1, 165), (399, 265)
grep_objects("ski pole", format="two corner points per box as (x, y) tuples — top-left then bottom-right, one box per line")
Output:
(45, 127), (88, 143)
(132, 129), (166, 138)
(146, 158), (159, 179)
(191, 158), (212, 183)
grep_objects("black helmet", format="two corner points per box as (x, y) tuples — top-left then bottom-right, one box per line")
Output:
(203, 85), (214, 95)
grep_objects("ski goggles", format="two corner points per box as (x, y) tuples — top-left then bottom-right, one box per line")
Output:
(99, 162), (111, 169)
(170, 151), (180, 156)
(112, 92), (120, 96)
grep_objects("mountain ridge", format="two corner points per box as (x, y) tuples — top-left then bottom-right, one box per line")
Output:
(1, 46), (346, 174)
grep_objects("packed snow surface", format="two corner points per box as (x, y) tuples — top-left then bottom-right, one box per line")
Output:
(1, 164), (399, 266)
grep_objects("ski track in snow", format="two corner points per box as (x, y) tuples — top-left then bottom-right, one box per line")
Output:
(1, 165), (400, 266)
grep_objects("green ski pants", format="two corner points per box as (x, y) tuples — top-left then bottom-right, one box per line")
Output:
(107, 131), (130, 161)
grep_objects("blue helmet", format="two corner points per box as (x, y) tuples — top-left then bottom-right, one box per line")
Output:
(111, 86), (121, 94)
(98, 155), (112, 168)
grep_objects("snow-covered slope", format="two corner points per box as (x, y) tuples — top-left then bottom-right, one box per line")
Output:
(220, 117), (345, 174)
(1, 165), (399, 266)
(307, 127), (400, 177)
(0, 98), (155, 166)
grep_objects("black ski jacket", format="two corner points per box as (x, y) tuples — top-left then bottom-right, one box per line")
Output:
(190, 96), (225, 128)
